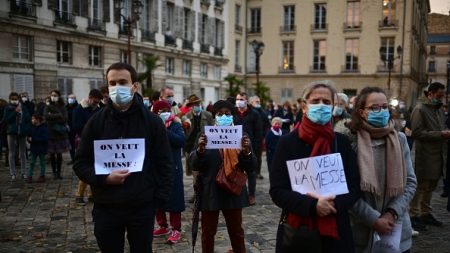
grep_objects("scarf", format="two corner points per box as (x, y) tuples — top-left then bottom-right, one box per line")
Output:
(270, 127), (282, 136)
(165, 114), (176, 128)
(287, 116), (339, 239)
(220, 149), (241, 176)
(357, 120), (405, 197)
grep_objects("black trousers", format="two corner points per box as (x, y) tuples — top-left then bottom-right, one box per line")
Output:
(92, 203), (155, 253)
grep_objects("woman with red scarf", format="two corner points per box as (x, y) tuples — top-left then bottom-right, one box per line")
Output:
(269, 81), (361, 253)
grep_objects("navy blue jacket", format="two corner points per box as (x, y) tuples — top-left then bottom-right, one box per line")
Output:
(265, 128), (283, 168)
(72, 104), (100, 135)
(30, 123), (48, 156)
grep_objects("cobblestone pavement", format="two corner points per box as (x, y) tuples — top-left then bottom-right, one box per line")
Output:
(0, 154), (449, 253)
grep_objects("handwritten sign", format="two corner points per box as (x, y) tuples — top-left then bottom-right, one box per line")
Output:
(373, 223), (402, 253)
(94, 138), (145, 175)
(205, 126), (242, 149)
(286, 153), (348, 197)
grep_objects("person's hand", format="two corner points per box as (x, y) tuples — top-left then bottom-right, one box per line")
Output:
(197, 134), (207, 153)
(381, 211), (396, 224)
(307, 193), (336, 217)
(241, 136), (251, 155)
(372, 217), (394, 235)
(404, 127), (412, 136)
(105, 169), (130, 185)
(15, 105), (22, 113)
(442, 130), (450, 139)
(182, 121), (191, 129)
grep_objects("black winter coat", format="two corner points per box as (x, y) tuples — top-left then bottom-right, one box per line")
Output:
(73, 96), (173, 207)
(233, 108), (263, 153)
(269, 131), (361, 253)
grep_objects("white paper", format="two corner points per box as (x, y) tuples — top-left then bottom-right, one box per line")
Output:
(205, 126), (243, 149)
(286, 153), (349, 197)
(373, 223), (402, 253)
(94, 138), (145, 175)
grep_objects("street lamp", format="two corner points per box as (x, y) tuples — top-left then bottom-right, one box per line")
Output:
(379, 45), (403, 92)
(115, 0), (143, 65)
(251, 40), (265, 94)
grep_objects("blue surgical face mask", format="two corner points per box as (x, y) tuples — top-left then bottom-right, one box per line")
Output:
(216, 114), (233, 126)
(109, 86), (133, 106)
(332, 106), (344, 117)
(143, 100), (150, 107)
(431, 98), (441, 105)
(68, 98), (76, 105)
(159, 112), (171, 123)
(193, 105), (202, 114)
(254, 103), (261, 109)
(306, 103), (332, 125)
(367, 109), (390, 128)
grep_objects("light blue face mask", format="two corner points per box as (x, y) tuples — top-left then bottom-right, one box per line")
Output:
(193, 105), (202, 114)
(367, 109), (390, 128)
(332, 106), (344, 117)
(431, 98), (442, 105)
(306, 103), (332, 125)
(159, 112), (171, 123)
(143, 100), (150, 107)
(109, 86), (133, 106)
(216, 114), (233, 126)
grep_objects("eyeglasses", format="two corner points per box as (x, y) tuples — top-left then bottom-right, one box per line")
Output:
(365, 104), (389, 112)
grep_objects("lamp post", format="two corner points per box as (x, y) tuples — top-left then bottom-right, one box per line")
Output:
(115, 0), (143, 65)
(379, 45), (403, 93)
(251, 40), (265, 95)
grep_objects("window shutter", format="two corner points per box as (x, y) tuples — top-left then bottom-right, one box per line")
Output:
(219, 20), (224, 48)
(73, 0), (80, 16)
(103, 0), (110, 22)
(189, 10), (195, 41)
(161, 0), (167, 31)
(114, 0), (121, 23)
(151, 0), (159, 32)
(208, 17), (215, 46)
(81, 0), (88, 17)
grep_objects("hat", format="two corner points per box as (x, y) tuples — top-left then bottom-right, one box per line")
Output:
(213, 100), (235, 113)
(152, 100), (171, 113)
(186, 94), (202, 107)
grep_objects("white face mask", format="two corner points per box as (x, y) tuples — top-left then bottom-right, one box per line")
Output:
(236, 100), (247, 109)
(21, 97), (28, 102)
(51, 96), (58, 102)
(10, 100), (19, 105)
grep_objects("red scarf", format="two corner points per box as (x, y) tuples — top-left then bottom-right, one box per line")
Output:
(287, 116), (339, 239)
(165, 114), (176, 128)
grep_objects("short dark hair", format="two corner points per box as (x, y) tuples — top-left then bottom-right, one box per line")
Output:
(100, 85), (109, 95)
(151, 91), (160, 101)
(106, 62), (138, 83)
(89, 89), (103, 99)
(425, 82), (445, 96)
(9, 92), (19, 99)
(237, 92), (248, 99)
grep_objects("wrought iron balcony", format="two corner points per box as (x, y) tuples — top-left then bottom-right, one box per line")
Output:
(379, 19), (399, 29)
(10, 1), (36, 17)
(141, 30), (156, 42)
(248, 27), (261, 34)
(214, 47), (223, 56)
(182, 40), (193, 50)
(54, 10), (75, 25)
(88, 18), (106, 31)
(311, 23), (328, 33)
(200, 44), (210, 54)
(280, 25), (296, 34)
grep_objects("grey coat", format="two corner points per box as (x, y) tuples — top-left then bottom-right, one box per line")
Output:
(411, 100), (448, 180)
(350, 132), (417, 253)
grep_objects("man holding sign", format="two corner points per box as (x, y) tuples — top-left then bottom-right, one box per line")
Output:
(269, 81), (360, 253)
(73, 62), (173, 253)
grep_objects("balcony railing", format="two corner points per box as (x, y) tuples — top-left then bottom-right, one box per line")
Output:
(88, 18), (106, 31)
(119, 25), (130, 36)
(200, 44), (210, 54)
(343, 22), (362, 31)
(379, 19), (399, 29)
(182, 39), (193, 50)
(311, 23), (328, 32)
(341, 65), (360, 73)
(54, 10), (76, 25)
(142, 30), (156, 42)
(278, 66), (296, 73)
(214, 47), (223, 56)
(10, 1), (36, 17)
(248, 27), (261, 34)
(280, 25), (296, 34)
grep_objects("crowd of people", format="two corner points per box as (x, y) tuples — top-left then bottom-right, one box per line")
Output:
(1, 62), (450, 253)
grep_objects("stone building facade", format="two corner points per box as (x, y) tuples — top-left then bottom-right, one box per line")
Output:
(0, 0), (228, 105)
(228, 0), (430, 105)
(427, 13), (450, 89)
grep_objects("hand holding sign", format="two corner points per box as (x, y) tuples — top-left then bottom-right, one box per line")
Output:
(197, 134), (207, 154)
(106, 169), (130, 185)
(307, 192), (336, 217)
(241, 136), (251, 154)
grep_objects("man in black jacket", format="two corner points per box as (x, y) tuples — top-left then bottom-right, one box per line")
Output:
(249, 95), (270, 179)
(234, 92), (262, 205)
(73, 62), (173, 253)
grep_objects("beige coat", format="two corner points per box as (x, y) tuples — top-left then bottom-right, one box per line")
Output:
(411, 99), (448, 180)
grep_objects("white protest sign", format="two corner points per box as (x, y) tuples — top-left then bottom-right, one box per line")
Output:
(204, 125), (243, 149)
(373, 223), (402, 253)
(94, 138), (145, 175)
(286, 153), (349, 197)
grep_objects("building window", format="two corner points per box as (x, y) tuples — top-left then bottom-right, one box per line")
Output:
(92, 0), (103, 21)
(213, 65), (221, 80)
(430, 45), (436, 55)
(57, 40), (71, 64)
(380, 37), (395, 67)
(235, 40), (241, 68)
(235, 4), (241, 26)
(281, 88), (293, 102)
(250, 8), (261, 33)
(120, 50), (128, 63)
(428, 61), (436, 72)
(346, 1), (360, 28)
(343, 89), (357, 97)
(165, 57), (174, 75)
(57, 78), (73, 100)
(183, 8), (190, 40)
(313, 40), (326, 71)
(166, 2), (174, 32)
(13, 74), (34, 98)
(200, 63), (208, 78)
(283, 5), (295, 31)
(282, 41), (294, 71)
(89, 79), (103, 90)
(13, 35), (32, 61)
(382, 0), (396, 26)
(345, 39), (359, 71)
(200, 14), (208, 44)
(89, 46), (102, 67)
(314, 3), (327, 29)
(182, 60), (191, 76)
